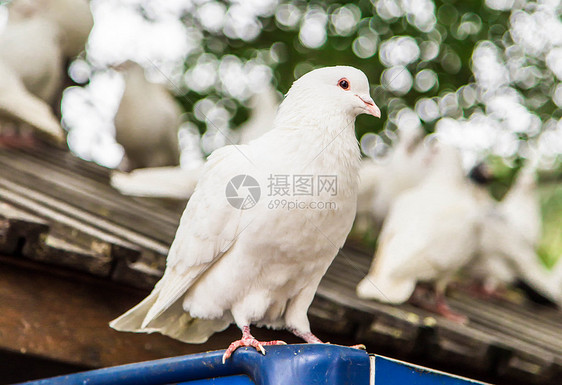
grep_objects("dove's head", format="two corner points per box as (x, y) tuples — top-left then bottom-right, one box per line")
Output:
(276, 66), (381, 128)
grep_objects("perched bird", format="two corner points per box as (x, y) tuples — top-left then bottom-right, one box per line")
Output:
(114, 61), (181, 171)
(356, 143), (481, 323)
(0, 60), (65, 145)
(110, 83), (280, 198)
(356, 126), (428, 229)
(110, 66), (381, 362)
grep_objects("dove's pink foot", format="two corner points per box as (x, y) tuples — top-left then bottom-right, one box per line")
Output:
(222, 326), (286, 364)
(435, 296), (468, 324)
(290, 328), (366, 350)
(409, 284), (467, 324)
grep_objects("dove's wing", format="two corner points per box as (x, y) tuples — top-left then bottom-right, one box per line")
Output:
(142, 144), (255, 325)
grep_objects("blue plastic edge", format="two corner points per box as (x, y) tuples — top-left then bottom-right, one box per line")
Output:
(14, 344), (371, 385)
(372, 355), (490, 385)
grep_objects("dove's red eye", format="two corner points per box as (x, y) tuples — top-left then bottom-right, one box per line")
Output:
(338, 78), (350, 90)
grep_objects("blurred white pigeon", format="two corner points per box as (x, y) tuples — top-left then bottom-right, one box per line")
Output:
(356, 143), (481, 323)
(467, 161), (560, 303)
(110, 66), (381, 362)
(110, 84), (280, 198)
(9, 0), (93, 59)
(475, 210), (558, 303)
(237, 84), (280, 145)
(0, 13), (63, 104)
(0, 59), (65, 145)
(356, 126), (428, 228)
(114, 61), (181, 171)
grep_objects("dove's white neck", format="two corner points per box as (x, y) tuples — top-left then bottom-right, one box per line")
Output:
(265, 106), (361, 197)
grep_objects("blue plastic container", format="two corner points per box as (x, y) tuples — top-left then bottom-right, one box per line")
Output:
(15, 344), (487, 385)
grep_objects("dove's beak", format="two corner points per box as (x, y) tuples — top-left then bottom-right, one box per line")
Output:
(357, 95), (381, 118)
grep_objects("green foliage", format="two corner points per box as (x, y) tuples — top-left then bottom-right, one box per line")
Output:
(173, 0), (536, 146)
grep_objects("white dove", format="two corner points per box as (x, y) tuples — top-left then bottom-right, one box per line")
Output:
(356, 142), (481, 322)
(356, 126), (428, 229)
(110, 66), (381, 362)
(114, 61), (182, 171)
(110, 84), (280, 198)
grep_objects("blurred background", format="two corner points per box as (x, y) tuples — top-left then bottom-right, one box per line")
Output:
(3, 0), (556, 266)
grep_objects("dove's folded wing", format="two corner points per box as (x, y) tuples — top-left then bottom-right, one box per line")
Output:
(142, 144), (255, 325)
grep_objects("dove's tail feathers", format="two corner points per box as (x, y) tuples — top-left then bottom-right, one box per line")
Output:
(109, 286), (230, 344)
(144, 302), (231, 344)
(109, 287), (161, 332)
(356, 273), (416, 304)
(110, 166), (202, 199)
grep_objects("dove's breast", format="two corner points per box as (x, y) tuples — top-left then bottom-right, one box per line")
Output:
(182, 134), (360, 326)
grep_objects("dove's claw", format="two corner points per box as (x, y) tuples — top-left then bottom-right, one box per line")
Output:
(351, 344), (366, 350)
(222, 326), (287, 364)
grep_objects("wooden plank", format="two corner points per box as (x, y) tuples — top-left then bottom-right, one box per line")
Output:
(308, 295), (355, 337)
(0, 201), (49, 254)
(111, 257), (164, 290)
(0, 152), (180, 244)
(0, 181), (168, 257)
(449, 297), (562, 356)
(0, 186), (141, 275)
